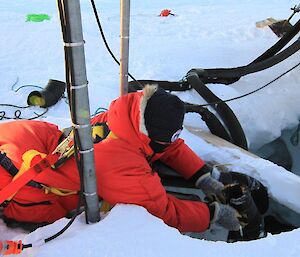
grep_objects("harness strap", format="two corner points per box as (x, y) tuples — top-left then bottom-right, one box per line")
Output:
(0, 152), (18, 176)
(0, 153), (59, 205)
(0, 152), (42, 189)
(0, 122), (114, 205)
(54, 122), (113, 169)
(42, 185), (77, 196)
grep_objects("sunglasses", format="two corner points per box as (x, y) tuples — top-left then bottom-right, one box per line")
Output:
(153, 128), (183, 145)
(153, 140), (173, 146)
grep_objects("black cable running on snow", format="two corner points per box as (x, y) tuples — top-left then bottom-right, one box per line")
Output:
(89, 0), (143, 88)
(0, 105), (48, 120)
(191, 37), (300, 85)
(0, 77), (49, 120)
(198, 60), (300, 107)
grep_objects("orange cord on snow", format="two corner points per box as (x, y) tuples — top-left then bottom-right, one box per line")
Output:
(0, 240), (23, 255)
(159, 9), (175, 17)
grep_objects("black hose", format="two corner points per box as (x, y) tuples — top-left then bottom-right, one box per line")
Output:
(128, 80), (191, 92)
(191, 37), (300, 84)
(186, 72), (248, 149)
(241, 38), (300, 76)
(185, 103), (231, 141)
(252, 18), (300, 63)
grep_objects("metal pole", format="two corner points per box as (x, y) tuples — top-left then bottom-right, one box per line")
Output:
(57, 0), (100, 223)
(120, 0), (131, 95)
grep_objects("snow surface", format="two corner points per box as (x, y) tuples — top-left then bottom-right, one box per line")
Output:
(1, 0), (300, 256)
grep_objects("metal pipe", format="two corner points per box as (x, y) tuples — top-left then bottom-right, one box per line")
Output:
(57, 0), (100, 223)
(120, 0), (131, 95)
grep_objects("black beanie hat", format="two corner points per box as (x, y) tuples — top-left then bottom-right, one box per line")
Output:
(144, 87), (185, 143)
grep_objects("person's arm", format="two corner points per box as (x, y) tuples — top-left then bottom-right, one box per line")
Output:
(159, 139), (225, 198)
(158, 139), (205, 179)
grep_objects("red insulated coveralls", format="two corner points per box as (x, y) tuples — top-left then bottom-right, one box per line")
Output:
(0, 90), (210, 232)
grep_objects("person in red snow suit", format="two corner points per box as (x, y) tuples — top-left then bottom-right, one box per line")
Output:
(0, 85), (241, 233)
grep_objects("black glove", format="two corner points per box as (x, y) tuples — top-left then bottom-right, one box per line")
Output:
(209, 202), (241, 231)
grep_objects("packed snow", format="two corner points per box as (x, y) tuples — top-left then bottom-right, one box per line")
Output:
(1, 0), (300, 256)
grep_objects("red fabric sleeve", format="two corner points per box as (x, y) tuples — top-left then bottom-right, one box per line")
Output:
(95, 140), (210, 233)
(158, 139), (205, 179)
(0, 120), (80, 194)
(0, 120), (79, 223)
(99, 169), (210, 232)
(90, 112), (108, 125)
(140, 163), (210, 232)
(164, 194), (210, 232)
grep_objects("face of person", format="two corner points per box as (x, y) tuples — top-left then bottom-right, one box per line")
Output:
(149, 139), (172, 153)
(149, 128), (182, 153)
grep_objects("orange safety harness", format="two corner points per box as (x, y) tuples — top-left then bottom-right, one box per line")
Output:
(0, 152), (60, 206)
(0, 122), (112, 255)
(0, 122), (111, 206)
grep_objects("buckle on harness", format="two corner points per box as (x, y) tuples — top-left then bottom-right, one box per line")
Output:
(52, 132), (75, 169)
(53, 123), (112, 169)
(54, 133), (74, 157)
(34, 159), (51, 173)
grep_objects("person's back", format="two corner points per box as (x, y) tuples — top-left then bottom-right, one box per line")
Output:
(0, 120), (79, 225)
(0, 85), (242, 234)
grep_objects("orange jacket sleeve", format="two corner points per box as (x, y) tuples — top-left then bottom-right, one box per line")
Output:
(158, 139), (205, 179)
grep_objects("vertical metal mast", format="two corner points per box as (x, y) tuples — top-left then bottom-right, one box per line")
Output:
(57, 0), (100, 223)
(120, 0), (131, 95)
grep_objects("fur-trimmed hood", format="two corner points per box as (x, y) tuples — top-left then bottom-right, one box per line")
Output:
(139, 84), (158, 137)
(106, 84), (158, 150)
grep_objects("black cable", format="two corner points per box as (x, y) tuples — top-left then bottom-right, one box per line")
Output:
(89, 0), (143, 87)
(22, 148), (84, 247)
(193, 37), (300, 85)
(0, 79), (49, 120)
(12, 84), (43, 93)
(199, 60), (300, 107)
(44, 204), (80, 243)
(44, 138), (83, 243)
(26, 108), (49, 120)
(91, 107), (108, 117)
(0, 104), (29, 109)
(22, 125), (85, 248)
(0, 105), (48, 120)
(252, 18), (300, 63)
(22, 207), (80, 248)
(21, 134), (83, 248)
(90, 0), (120, 66)
(9, 76), (20, 91)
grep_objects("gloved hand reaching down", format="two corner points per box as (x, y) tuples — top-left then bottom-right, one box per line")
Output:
(193, 164), (225, 202)
(208, 201), (242, 231)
